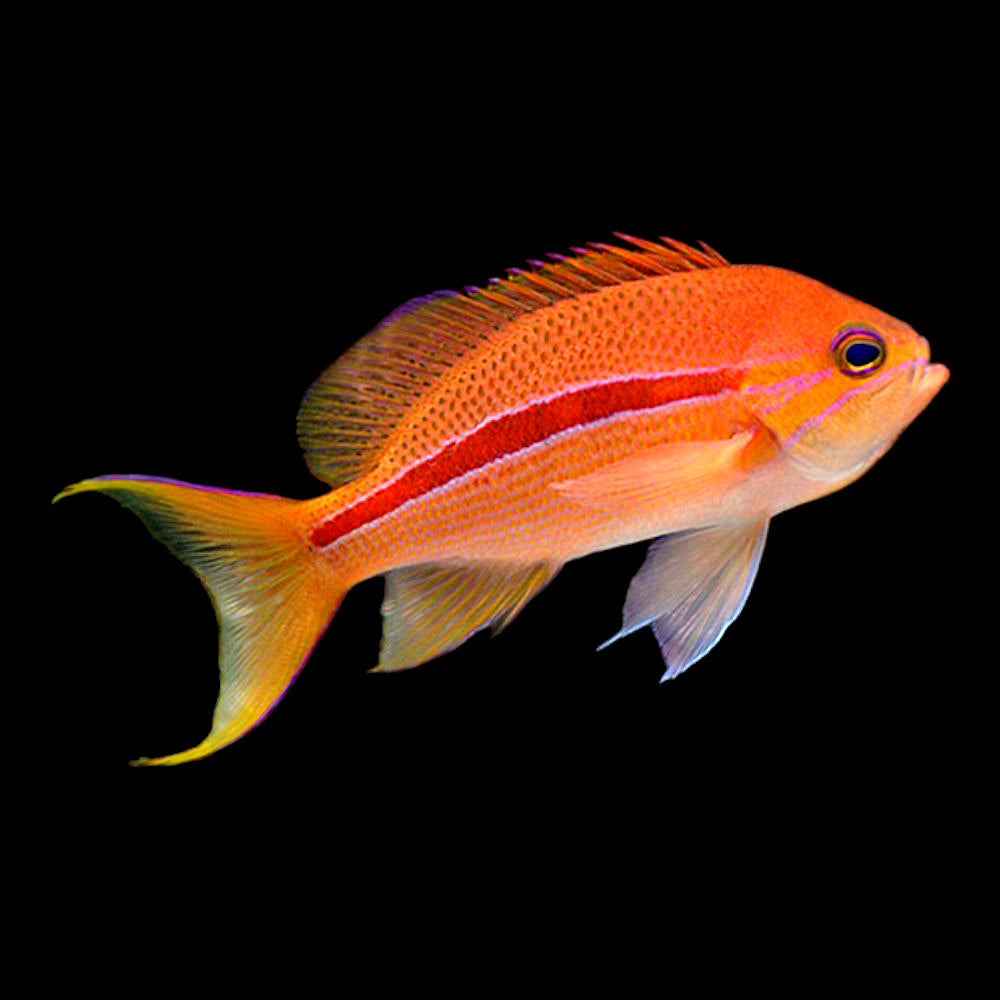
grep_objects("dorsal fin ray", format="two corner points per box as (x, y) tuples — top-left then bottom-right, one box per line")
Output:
(296, 235), (729, 488)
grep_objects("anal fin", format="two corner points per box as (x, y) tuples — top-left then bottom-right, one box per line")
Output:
(600, 517), (770, 680)
(376, 560), (561, 672)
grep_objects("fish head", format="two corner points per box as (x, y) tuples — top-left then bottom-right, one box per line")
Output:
(746, 268), (949, 484)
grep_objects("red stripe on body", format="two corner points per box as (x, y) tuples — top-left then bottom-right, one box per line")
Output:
(310, 370), (739, 547)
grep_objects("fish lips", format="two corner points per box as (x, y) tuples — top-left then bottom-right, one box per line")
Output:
(901, 354), (949, 426)
(913, 336), (950, 397)
(919, 361), (950, 395)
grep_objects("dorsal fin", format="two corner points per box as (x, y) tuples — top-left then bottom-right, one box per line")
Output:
(296, 235), (729, 488)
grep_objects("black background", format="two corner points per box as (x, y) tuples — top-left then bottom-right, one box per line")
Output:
(38, 41), (983, 874)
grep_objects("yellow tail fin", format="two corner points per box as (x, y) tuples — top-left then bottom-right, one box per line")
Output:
(54, 475), (342, 765)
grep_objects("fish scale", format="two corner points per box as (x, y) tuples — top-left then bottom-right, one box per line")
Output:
(54, 236), (948, 764)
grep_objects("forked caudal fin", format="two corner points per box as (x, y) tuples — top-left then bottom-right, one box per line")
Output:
(53, 475), (344, 765)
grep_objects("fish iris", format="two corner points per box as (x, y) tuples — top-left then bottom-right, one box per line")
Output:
(833, 328), (886, 377)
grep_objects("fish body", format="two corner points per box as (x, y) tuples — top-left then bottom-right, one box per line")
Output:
(55, 236), (948, 764)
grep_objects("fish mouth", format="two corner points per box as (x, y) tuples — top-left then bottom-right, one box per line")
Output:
(903, 348), (949, 420)
(918, 361), (950, 394)
(908, 351), (949, 395)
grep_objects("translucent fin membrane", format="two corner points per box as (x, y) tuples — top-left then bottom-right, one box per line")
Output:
(376, 559), (561, 672)
(601, 518), (769, 680)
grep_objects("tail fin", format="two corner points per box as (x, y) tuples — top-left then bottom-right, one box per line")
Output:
(54, 475), (343, 765)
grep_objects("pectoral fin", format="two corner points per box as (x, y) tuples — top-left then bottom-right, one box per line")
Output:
(376, 560), (561, 672)
(600, 517), (770, 680)
(552, 427), (778, 513)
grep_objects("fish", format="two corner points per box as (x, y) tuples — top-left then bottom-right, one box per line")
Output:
(54, 234), (949, 765)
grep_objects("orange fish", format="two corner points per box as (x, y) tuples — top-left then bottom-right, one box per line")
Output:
(54, 235), (948, 765)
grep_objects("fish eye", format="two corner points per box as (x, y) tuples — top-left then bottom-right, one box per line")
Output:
(832, 328), (887, 377)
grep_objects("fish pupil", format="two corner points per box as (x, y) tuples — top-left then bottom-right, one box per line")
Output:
(844, 341), (881, 367)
